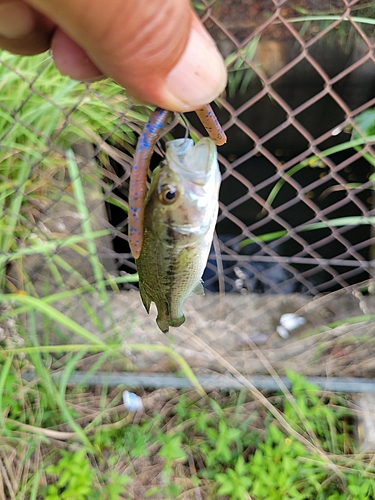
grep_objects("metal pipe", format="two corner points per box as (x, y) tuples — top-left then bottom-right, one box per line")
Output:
(23, 371), (375, 393)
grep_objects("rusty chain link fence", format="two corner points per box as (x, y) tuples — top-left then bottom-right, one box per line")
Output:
(2, 0), (375, 378)
(204, 0), (375, 296)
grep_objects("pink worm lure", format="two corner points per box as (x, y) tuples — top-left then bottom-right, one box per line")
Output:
(129, 104), (226, 259)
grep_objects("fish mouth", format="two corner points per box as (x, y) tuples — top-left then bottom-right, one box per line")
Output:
(165, 138), (217, 185)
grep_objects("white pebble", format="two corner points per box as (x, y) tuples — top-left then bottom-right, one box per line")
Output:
(279, 313), (306, 331)
(123, 391), (143, 411)
(276, 325), (290, 339)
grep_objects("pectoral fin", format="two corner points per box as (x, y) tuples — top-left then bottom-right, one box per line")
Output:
(192, 280), (205, 296)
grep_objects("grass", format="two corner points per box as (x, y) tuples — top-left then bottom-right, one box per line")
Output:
(1, 274), (374, 499)
(0, 50), (149, 293)
(225, 36), (260, 99)
(0, 50), (214, 498)
(1, 345), (375, 500)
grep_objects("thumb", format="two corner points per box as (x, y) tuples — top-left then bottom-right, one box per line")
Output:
(26, 0), (227, 111)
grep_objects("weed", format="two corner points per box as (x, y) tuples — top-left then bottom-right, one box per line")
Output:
(1, 350), (375, 500)
(215, 455), (252, 499)
(225, 36), (260, 98)
(44, 450), (131, 500)
(44, 450), (96, 500)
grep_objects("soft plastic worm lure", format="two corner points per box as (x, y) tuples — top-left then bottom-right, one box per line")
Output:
(128, 108), (173, 260)
(129, 103), (226, 259)
(195, 106), (226, 146)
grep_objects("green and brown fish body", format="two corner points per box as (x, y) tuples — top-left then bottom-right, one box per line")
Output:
(136, 138), (221, 333)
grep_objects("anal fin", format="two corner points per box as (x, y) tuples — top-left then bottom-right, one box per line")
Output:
(139, 283), (151, 313)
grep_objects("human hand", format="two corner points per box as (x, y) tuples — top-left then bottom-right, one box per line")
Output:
(0, 0), (227, 112)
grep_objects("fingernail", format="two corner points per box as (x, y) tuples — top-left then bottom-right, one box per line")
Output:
(164, 21), (227, 111)
(0, 2), (34, 39)
(81, 74), (105, 83)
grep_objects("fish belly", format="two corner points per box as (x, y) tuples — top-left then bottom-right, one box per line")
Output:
(137, 235), (206, 333)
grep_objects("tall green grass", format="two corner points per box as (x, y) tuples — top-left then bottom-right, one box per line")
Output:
(0, 51), (147, 291)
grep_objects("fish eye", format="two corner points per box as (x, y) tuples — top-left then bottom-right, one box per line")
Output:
(159, 184), (179, 205)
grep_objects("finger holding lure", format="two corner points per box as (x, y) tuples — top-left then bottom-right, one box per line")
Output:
(129, 103), (226, 259)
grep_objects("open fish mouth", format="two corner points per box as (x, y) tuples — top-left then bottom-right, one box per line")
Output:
(166, 138), (217, 185)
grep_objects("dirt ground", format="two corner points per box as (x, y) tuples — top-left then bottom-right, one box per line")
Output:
(57, 287), (375, 380)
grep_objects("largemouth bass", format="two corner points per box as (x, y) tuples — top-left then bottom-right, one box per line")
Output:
(136, 137), (221, 333)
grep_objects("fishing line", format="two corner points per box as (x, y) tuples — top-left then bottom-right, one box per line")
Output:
(155, 140), (166, 158)
(156, 112), (181, 158)
(174, 112), (193, 156)
(180, 113), (190, 140)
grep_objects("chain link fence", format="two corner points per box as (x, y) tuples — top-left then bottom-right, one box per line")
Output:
(202, 0), (375, 296)
(1, 0), (375, 345)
